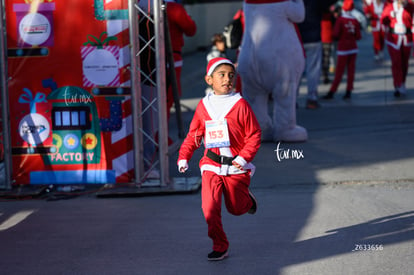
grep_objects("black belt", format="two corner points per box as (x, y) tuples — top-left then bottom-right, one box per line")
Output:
(390, 28), (412, 35)
(206, 150), (236, 165)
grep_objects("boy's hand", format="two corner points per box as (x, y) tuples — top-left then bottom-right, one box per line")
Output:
(232, 160), (243, 170)
(232, 156), (247, 170)
(178, 159), (188, 173)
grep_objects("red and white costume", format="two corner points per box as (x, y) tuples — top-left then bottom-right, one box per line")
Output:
(329, 5), (362, 93)
(165, 0), (196, 118)
(178, 84), (261, 252)
(381, 0), (413, 94)
(364, 0), (385, 57)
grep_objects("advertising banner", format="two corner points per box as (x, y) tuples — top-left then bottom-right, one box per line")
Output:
(5, 0), (134, 185)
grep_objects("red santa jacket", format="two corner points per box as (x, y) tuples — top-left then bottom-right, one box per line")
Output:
(364, 0), (384, 31)
(321, 12), (334, 43)
(178, 93), (261, 175)
(381, 1), (413, 49)
(333, 12), (361, 55)
(166, 2), (196, 54)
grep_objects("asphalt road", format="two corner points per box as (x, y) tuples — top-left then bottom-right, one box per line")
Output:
(0, 182), (413, 275)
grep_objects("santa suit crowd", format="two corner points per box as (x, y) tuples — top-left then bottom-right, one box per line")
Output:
(178, 58), (261, 255)
(364, 0), (386, 60)
(321, 10), (335, 84)
(381, 0), (413, 96)
(165, 0), (197, 118)
(324, 0), (361, 99)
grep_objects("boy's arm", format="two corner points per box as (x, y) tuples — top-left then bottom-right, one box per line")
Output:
(233, 101), (262, 167)
(177, 105), (205, 172)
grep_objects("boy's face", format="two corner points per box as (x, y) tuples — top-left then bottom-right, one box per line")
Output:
(205, 64), (235, 95)
(216, 41), (226, 52)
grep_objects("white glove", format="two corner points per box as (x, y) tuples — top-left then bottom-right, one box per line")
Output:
(233, 156), (247, 169)
(178, 159), (188, 173)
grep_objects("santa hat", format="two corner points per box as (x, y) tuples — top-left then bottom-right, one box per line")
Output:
(342, 0), (354, 11)
(206, 57), (234, 76)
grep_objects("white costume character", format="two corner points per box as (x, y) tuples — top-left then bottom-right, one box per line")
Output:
(238, 0), (307, 142)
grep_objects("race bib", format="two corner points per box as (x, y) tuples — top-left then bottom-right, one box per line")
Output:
(394, 23), (406, 35)
(205, 119), (230, 148)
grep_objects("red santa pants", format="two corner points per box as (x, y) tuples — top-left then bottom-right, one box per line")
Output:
(329, 53), (357, 93)
(201, 171), (253, 252)
(387, 44), (411, 88)
(372, 30), (384, 55)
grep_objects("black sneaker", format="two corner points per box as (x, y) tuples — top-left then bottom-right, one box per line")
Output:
(248, 190), (257, 214)
(322, 91), (334, 100)
(343, 91), (351, 100)
(323, 78), (331, 84)
(306, 99), (321, 109)
(208, 250), (228, 261)
(394, 90), (401, 98)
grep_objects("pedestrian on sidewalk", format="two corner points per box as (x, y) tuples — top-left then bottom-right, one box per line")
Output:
(381, 0), (413, 97)
(364, 0), (386, 61)
(321, 9), (336, 84)
(206, 33), (227, 62)
(177, 57), (261, 261)
(165, 0), (197, 120)
(297, 0), (337, 109)
(322, 0), (362, 100)
(206, 33), (228, 95)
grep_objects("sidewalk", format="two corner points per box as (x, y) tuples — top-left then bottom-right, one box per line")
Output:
(171, 33), (414, 186)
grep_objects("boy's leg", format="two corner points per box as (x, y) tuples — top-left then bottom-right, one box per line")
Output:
(346, 54), (357, 92)
(304, 42), (322, 101)
(373, 31), (381, 55)
(329, 55), (346, 93)
(222, 173), (253, 216)
(387, 45), (403, 89)
(401, 45), (411, 84)
(201, 171), (229, 253)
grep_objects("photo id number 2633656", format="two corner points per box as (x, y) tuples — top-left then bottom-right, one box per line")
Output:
(352, 244), (384, 252)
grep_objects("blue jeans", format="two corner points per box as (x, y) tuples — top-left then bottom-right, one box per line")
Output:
(303, 42), (322, 101)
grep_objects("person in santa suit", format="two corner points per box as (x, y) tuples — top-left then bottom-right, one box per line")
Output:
(321, 9), (336, 84)
(237, 0), (307, 143)
(177, 57), (261, 261)
(165, 0), (197, 119)
(381, 0), (413, 97)
(322, 0), (362, 100)
(364, 0), (386, 60)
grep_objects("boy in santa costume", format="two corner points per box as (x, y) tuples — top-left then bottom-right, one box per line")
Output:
(177, 57), (261, 261)
(322, 0), (362, 100)
(381, 0), (413, 97)
(364, 0), (386, 60)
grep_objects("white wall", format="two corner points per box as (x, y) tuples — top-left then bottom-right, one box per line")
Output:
(182, 2), (243, 54)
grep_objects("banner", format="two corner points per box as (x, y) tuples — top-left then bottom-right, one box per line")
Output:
(6, 0), (134, 185)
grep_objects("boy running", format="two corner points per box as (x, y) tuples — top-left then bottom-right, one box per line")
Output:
(177, 57), (261, 261)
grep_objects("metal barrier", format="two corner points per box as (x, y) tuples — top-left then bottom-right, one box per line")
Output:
(0, 0), (11, 189)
